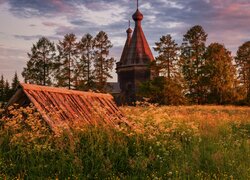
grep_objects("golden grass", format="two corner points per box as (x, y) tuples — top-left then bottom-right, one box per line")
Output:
(121, 105), (250, 137)
(0, 105), (250, 179)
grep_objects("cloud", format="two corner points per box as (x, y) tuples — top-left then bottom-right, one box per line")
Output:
(157, 0), (185, 9)
(14, 35), (43, 41)
(74, 3), (127, 26)
(29, 24), (36, 27)
(1, 0), (250, 82)
(14, 34), (60, 41)
(0, 47), (26, 81)
(0, 0), (7, 4)
(42, 22), (61, 27)
(7, 0), (76, 18)
(140, 0), (250, 54)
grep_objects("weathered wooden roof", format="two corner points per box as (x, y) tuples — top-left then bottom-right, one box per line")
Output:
(118, 7), (154, 67)
(7, 83), (127, 132)
(119, 26), (133, 65)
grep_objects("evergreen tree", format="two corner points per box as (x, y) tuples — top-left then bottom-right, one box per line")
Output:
(203, 43), (236, 104)
(11, 72), (20, 92)
(138, 76), (165, 104)
(22, 37), (56, 86)
(181, 25), (207, 104)
(153, 34), (186, 105)
(154, 34), (179, 78)
(0, 75), (4, 103)
(56, 33), (78, 89)
(4, 80), (11, 102)
(77, 33), (95, 90)
(235, 41), (250, 99)
(138, 76), (187, 105)
(93, 31), (115, 91)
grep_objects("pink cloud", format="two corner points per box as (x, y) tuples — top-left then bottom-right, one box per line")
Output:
(55, 25), (76, 36)
(49, 0), (75, 13)
(205, 1), (250, 32)
(42, 22), (60, 27)
(210, 1), (250, 18)
(84, 2), (109, 11)
(195, 1), (250, 54)
(222, 3), (250, 17)
(0, 0), (6, 4)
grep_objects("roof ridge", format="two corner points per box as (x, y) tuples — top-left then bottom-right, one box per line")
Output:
(20, 83), (112, 98)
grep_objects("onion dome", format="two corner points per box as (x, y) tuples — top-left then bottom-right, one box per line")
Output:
(126, 27), (133, 34)
(118, 22), (133, 65)
(132, 9), (143, 21)
(117, 1), (154, 66)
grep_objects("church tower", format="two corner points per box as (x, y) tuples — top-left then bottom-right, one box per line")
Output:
(116, 1), (155, 104)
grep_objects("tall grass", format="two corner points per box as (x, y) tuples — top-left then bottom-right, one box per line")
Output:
(0, 105), (250, 179)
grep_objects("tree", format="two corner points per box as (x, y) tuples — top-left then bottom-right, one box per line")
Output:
(77, 34), (95, 90)
(22, 37), (56, 86)
(11, 72), (20, 92)
(181, 25), (207, 104)
(235, 41), (250, 99)
(4, 80), (11, 102)
(164, 78), (187, 105)
(138, 77), (165, 104)
(93, 31), (115, 91)
(138, 76), (186, 105)
(152, 34), (186, 105)
(203, 43), (236, 104)
(0, 75), (4, 103)
(154, 34), (179, 79)
(56, 33), (78, 89)
(7, 72), (20, 100)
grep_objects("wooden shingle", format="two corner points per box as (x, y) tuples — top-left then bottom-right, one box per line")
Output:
(7, 83), (127, 132)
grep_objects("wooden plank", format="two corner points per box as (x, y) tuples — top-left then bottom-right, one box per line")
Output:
(6, 83), (128, 133)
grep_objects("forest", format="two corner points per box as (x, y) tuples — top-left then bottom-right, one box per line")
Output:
(1, 25), (250, 106)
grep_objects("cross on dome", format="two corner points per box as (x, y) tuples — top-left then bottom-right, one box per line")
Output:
(133, 0), (143, 21)
(126, 20), (132, 34)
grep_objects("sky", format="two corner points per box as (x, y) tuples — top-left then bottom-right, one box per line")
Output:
(0, 0), (250, 82)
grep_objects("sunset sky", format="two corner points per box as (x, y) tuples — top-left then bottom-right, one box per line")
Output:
(0, 0), (250, 82)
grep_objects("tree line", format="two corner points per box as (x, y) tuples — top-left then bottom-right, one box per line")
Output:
(0, 72), (20, 105)
(22, 31), (115, 91)
(139, 25), (250, 105)
(1, 25), (250, 106)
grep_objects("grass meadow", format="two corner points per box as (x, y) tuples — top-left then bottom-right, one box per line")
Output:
(0, 104), (250, 179)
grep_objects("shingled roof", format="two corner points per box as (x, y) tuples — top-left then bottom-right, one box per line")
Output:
(116, 2), (156, 104)
(120, 7), (154, 66)
(119, 23), (133, 66)
(7, 83), (126, 132)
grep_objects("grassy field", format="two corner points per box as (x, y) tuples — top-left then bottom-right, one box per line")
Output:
(0, 105), (250, 179)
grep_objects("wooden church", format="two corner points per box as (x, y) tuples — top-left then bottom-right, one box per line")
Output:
(116, 1), (155, 104)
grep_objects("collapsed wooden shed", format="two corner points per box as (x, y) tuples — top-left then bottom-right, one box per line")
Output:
(6, 83), (127, 132)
